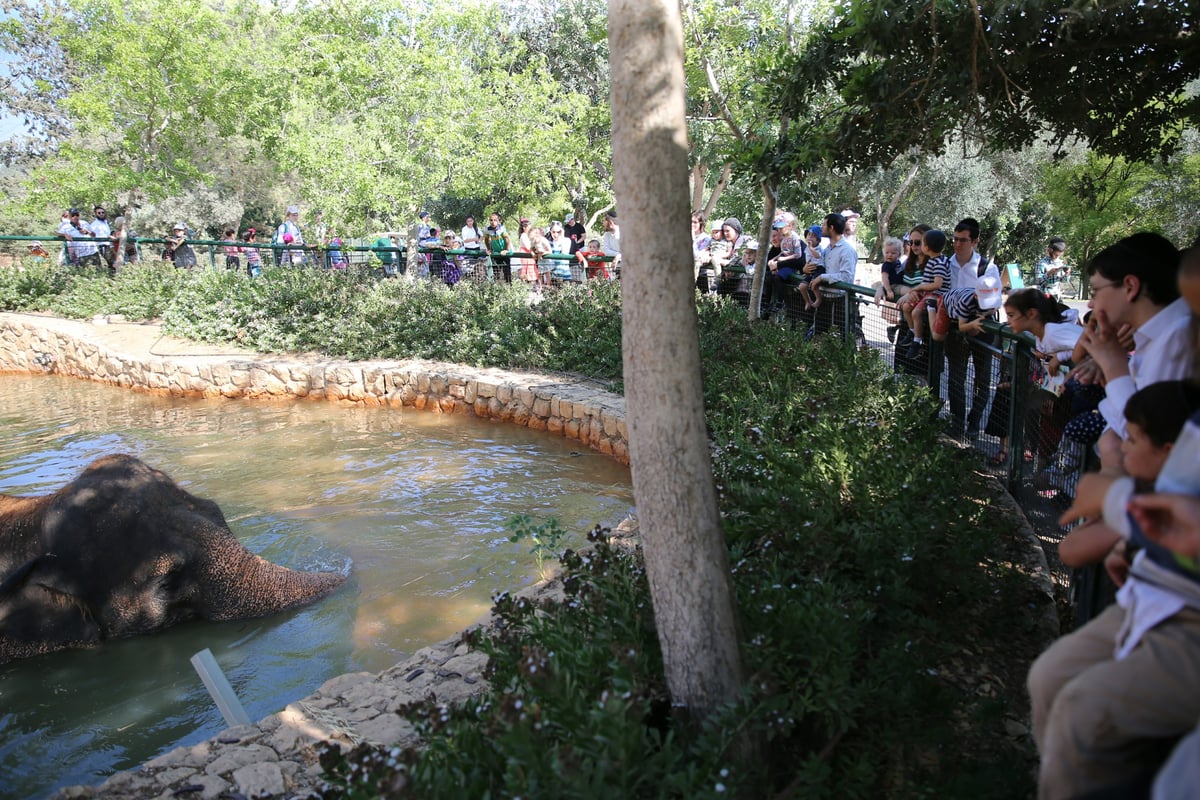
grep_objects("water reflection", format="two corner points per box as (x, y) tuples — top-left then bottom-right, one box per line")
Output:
(0, 374), (633, 799)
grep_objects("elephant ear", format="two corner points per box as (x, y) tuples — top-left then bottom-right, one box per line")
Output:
(0, 555), (101, 653)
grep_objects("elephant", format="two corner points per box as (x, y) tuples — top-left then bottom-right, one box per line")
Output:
(0, 453), (348, 664)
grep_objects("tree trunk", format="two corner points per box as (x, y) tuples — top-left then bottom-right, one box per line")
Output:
(748, 180), (777, 322)
(875, 160), (920, 259)
(608, 0), (746, 720)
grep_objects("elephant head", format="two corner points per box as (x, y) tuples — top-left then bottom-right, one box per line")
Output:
(0, 454), (348, 664)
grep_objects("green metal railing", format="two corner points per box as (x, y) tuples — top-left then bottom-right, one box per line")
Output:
(0, 234), (616, 281)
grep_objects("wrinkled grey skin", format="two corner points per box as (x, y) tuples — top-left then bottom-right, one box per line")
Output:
(0, 454), (347, 664)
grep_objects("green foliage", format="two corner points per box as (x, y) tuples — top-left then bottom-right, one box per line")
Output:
(156, 270), (625, 382)
(776, 1), (1200, 173)
(0, 263), (70, 310)
(317, 294), (1035, 798)
(507, 514), (569, 580)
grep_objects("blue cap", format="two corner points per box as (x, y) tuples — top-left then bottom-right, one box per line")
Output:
(807, 225), (822, 238)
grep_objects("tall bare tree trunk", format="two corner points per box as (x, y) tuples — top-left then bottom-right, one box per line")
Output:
(608, 0), (746, 719)
(748, 180), (777, 321)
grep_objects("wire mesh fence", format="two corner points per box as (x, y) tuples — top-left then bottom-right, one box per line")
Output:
(836, 279), (1101, 625)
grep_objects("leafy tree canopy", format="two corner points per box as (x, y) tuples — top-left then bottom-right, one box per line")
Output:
(776, 0), (1200, 172)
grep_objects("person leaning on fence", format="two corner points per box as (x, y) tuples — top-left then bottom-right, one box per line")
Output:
(893, 224), (933, 347)
(485, 213), (511, 283)
(696, 220), (726, 293)
(602, 211), (621, 275)
(940, 217), (1000, 435)
(717, 218), (746, 287)
(89, 205), (112, 269)
(1075, 232), (1193, 472)
(577, 238), (610, 281)
(274, 206), (305, 266)
(107, 216), (131, 272)
(529, 226), (553, 291)
(163, 222), (196, 268)
(931, 262), (1004, 343)
(222, 228), (240, 271)
(763, 214), (805, 318)
(57, 207), (102, 269)
(241, 228), (263, 278)
(1002, 288), (1103, 485)
(1055, 380), (1200, 570)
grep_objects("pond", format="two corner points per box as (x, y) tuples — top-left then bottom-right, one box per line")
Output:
(0, 374), (634, 800)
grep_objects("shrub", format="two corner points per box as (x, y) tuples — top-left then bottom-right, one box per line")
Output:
(0, 263), (70, 310)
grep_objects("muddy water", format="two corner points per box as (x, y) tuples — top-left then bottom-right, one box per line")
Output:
(0, 374), (634, 799)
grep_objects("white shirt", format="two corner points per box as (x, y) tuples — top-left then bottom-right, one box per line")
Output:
(1037, 322), (1083, 363)
(1104, 414), (1200, 659)
(1097, 297), (1194, 439)
(58, 219), (99, 258)
(821, 238), (856, 285)
(949, 250), (984, 291)
(89, 218), (111, 242)
(602, 228), (621, 259)
(461, 225), (483, 249)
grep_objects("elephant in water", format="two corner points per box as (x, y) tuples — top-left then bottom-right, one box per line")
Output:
(0, 454), (348, 664)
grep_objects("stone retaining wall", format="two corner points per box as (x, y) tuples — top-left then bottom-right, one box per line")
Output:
(0, 314), (629, 464)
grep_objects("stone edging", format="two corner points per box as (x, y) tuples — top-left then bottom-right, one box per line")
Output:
(0, 313), (630, 464)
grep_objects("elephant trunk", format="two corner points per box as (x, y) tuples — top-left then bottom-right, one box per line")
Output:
(200, 550), (346, 622)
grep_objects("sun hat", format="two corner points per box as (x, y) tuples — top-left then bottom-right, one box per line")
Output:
(839, 208), (861, 220)
(977, 268), (1004, 310)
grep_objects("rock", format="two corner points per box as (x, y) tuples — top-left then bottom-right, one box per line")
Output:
(231, 762), (285, 798)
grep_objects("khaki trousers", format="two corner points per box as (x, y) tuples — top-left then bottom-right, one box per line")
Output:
(1027, 603), (1200, 799)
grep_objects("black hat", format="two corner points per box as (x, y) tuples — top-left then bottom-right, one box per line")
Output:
(68, 207), (80, 215)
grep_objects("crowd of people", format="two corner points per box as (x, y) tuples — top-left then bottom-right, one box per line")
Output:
(45, 204), (624, 284)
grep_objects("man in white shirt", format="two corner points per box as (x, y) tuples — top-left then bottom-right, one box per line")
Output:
(89, 205), (112, 268)
(1075, 231), (1192, 469)
(943, 217), (997, 435)
(57, 207), (101, 269)
(800, 212), (856, 335)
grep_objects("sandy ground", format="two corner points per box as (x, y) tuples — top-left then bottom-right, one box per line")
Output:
(4, 311), (257, 360)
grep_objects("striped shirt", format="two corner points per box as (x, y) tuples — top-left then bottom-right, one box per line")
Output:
(921, 255), (952, 295)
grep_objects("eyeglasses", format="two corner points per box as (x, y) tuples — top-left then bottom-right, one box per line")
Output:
(1090, 279), (1121, 294)
(909, 239), (923, 247)
(952, 236), (972, 244)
